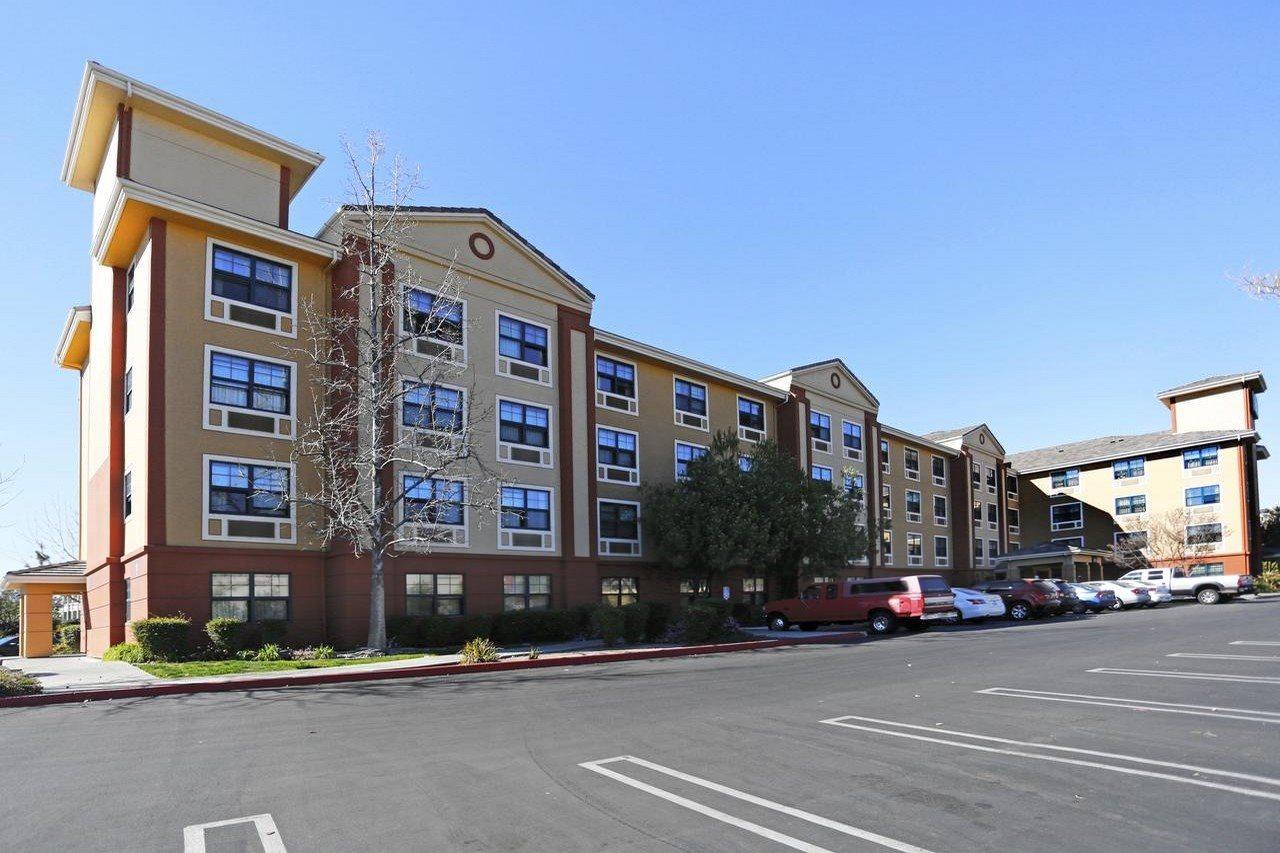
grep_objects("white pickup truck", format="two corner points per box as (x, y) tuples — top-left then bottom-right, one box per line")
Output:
(1117, 566), (1256, 605)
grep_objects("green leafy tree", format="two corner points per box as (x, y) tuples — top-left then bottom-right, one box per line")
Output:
(1262, 506), (1280, 549)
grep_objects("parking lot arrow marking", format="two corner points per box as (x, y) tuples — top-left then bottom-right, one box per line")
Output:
(975, 687), (1280, 724)
(820, 715), (1280, 802)
(1167, 653), (1280, 662)
(580, 756), (934, 853)
(1087, 667), (1280, 685)
(182, 814), (286, 852)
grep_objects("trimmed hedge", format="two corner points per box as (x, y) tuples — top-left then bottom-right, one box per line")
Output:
(390, 607), (599, 650)
(644, 602), (673, 641)
(130, 616), (192, 662)
(0, 667), (42, 696)
(592, 606), (626, 646)
(103, 642), (146, 663)
(682, 599), (732, 644)
(621, 603), (650, 644)
(205, 618), (244, 655)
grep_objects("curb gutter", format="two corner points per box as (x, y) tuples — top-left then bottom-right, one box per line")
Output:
(0, 631), (865, 708)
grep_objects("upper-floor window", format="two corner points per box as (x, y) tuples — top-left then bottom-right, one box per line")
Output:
(125, 264), (136, 312)
(123, 471), (133, 518)
(497, 314), (548, 367)
(1112, 457), (1145, 479)
(738, 397), (765, 433)
(972, 500), (982, 524)
(987, 540), (999, 561)
(1006, 473), (1019, 497)
(971, 462), (981, 488)
(675, 442), (708, 479)
(934, 535), (949, 564)
(1186, 485), (1221, 506)
(932, 455), (946, 486)
(1183, 446), (1219, 468)
(905, 489), (922, 522)
(879, 439), (890, 471)
(211, 245), (292, 314)
(1186, 522), (1223, 545)
(498, 400), (550, 448)
(599, 502), (640, 546)
(403, 382), (463, 432)
(1115, 494), (1146, 515)
(811, 465), (833, 483)
(881, 529), (893, 560)
(673, 378), (708, 423)
(211, 351), (290, 415)
(1050, 501), (1083, 531)
(933, 495), (948, 525)
(809, 411), (832, 450)
(1007, 507), (1020, 530)
(1115, 531), (1147, 552)
(986, 503), (998, 529)
(881, 484), (892, 517)
(1051, 468), (1080, 489)
(124, 368), (133, 414)
(404, 288), (464, 348)
(845, 473), (864, 498)
(906, 532), (923, 566)
(598, 427), (638, 472)
(843, 421), (863, 455)
(904, 448), (920, 480)
(973, 537), (984, 566)
(209, 461), (289, 518)
(500, 487), (552, 531)
(985, 466), (997, 493)
(403, 476), (465, 526)
(597, 355), (636, 399)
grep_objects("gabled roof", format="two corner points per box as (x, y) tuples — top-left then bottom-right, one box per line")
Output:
(3, 560), (87, 590)
(595, 329), (788, 400)
(1157, 371), (1266, 401)
(921, 423), (1006, 456)
(759, 358), (880, 408)
(321, 205), (595, 304)
(1009, 428), (1257, 474)
(878, 423), (960, 456)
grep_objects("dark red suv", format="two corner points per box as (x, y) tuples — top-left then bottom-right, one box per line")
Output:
(971, 579), (1063, 621)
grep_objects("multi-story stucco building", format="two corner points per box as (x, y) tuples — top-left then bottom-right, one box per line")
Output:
(37, 63), (1268, 656)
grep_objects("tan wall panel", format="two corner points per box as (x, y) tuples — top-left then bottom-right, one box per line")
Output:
(1172, 388), (1249, 432)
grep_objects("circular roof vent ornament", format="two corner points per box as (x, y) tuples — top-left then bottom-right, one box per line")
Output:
(469, 232), (495, 260)
(830, 372), (841, 389)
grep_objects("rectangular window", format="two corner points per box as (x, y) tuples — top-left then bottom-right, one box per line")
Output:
(124, 368), (133, 415)
(985, 466), (997, 494)
(597, 355), (636, 399)
(1185, 485), (1221, 506)
(680, 579), (709, 601)
(1007, 507), (1020, 531)
(971, 462), (981, 488)
(503, 574), (550, 611)
(674, 378), (708, 417)
(1114, 531), (1147, 552)
(1187, 523), (1223, 545)
(738, 397), (765, 431)
(210, 351), (290, 415)
(500, 487), (551, 531)
(404, 288), (464, 346)
(599, 501), (640, 541)
(988, 540), (999, 561)
(842, 421), (863, 453)
(125, 264), (135, 312)
(880, 439), (890, 471)
(497, 314), (548, 366)
(933, 495), (948, 525)
(934, 536), (949, 563)
(1115, 494), (1146, 515)
(743, 577), (767, 606)
(932, 455), (947, 486)
(904, 448), (920, 480)
(881, 530), (893, 560)
(1051, 468), (1080, 488)
(906, 533), (923, 566)
(675, 442), (708, 479)
(209, 461), (289, 518)
(881, 484), (892, 517)
(406, 573), (464, 616)
(1183, 446), (1219, 469)
(403, 382), (463, 432)
(211, 572), (290, 622)
(1113, 457), (1145, 479)
(597, 427), (638, 471)
(123, 471), (133, 519)
(601, 577), (639, 607)
(211, 245), (292, 313)
(986, 503), (998, 529)
(905, 489), (922, 523)
(403, 476), (465, 526)
(1053, 536), (1085, 548)
(844, 473), (864, 498)
(1006, 473), (1019, 497)
(1050, 502), (1083, 531)
(972, 500), (982, 524)
(809, 411), (831, 447)
(811, 465), (833, 483)
(498, 400), (550, 448)
(973, 537), (984, 566)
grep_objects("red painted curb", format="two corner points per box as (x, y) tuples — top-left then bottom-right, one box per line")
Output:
(0, 631), (865, 708)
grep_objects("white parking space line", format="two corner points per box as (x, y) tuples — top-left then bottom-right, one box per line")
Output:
(975, 687), (1280, 724)
(820, 716), (1280, 802)
(1088, 667), (1280, 685)
(1168, 653), (1280, 662)
(580, 755), (934, 853)
(183, 814), (286, 852)
(1230, 641), (1280, 646)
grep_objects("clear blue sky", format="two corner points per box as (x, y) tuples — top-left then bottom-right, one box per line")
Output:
(1, 1), (1277, 566)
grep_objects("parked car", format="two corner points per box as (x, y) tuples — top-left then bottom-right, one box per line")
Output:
(1042, 580), (1083, 614)
(763, 575), (955, 635)
(1069, 583), (1117, 613)
(1082, 580), (1150, 610)
(1117, 566), (1254, 605)
(949, 587), (1006, 622)
(971, 579), (1064, 621)
(0, 634), (19, 657)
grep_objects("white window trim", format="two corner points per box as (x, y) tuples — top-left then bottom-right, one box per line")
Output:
(1050, 501), (1084, 531)
(1114, 494), (1147, 517)
(396, 471), (469, 549)
(933, 495), (948, 527)
(595, 352), (639, 416)
(1112, 456), (1146, 481)
(904, 449), (921, 481)
(812, 465), (834, 483)
(906, 532), (923, 567)
(1185, 522), (1224, 547)
(987, 503), (998, 530)
(880, 440), (891, 475)
(597, 498), (642, 558)
(736, 393), (768, 443)
(905, 489), (922, 524)
(496, 394), (555, 469)
(201, 453), (297, 544)
(596, 424), (641, 486)
(674, 439), (710, 481)
(401, 284), (468, 365)
(841, 420), (863, 461)
(203, 237), (299, 339)
(881, 483), (893, 519)
(1051, 468), (1081, 489)
(494, 309), (554, 387)
(672, 374), (710, 432)
(497, 483), (556, 552)
(973, 540), (985, 567)
(933, 535), (950, 568)
(810, 409), (833, 455)
(399, 376), (468, 443)
(202, 343), (298, 439)
(931, 454), (947, 486)
(985, 465), (997, 495)
(1113, 529), (1147, 550)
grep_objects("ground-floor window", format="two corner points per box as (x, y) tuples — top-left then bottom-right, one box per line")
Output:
(743, 577), (767, 606)
(601, 577), (639, 607)
(406, 573), (464, 616)
(680, 578), (708, 602)
(211, 572), (290, 621)
(503, 574), (551, 611)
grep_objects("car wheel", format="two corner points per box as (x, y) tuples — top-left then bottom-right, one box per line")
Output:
(1072, 604), (1085, 615)
(868, 611), (898, 635)
(1109, 598), (1124, 611)
(1009, 601), (1032, 621)
(1196, 587), (1221, 605)
(767, 613), (790, 632)
(945, 608), (963, 624)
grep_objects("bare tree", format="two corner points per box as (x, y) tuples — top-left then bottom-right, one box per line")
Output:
(1238, 270), (1280, 301)
(1111, 507), (1220, 572)
(285, 134), (497, 649)
(25, 498), (80, 564)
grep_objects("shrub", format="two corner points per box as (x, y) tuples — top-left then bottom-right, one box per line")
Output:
(254, 643), (282, 662)
(731, 602), (766, 627)
(528, 647), (541, 660)
(205, 617), (245, 656)
(235, 649), (257, 661)
(259, 620), (288, 645)
(1257, 569), (1280, 594)
(682, 600), (732, 644)
(592, 606), (626, 646)
(459, 637), (500, 664)
(644, 602), (673, 641)
(57, 622), (81, 648)
(131, 616), (192, 662)
(313, 644), (336, 660)
(0, 668), (41, 696)
(386, 615), (419, 646)
(621, 603), (650, 644)
(103, 642), (146, 664)
(291, 644), (336, 662)
(491, 609), (580, 645)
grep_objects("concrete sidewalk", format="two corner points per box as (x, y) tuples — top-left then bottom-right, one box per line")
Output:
(2, 655), (158, 691)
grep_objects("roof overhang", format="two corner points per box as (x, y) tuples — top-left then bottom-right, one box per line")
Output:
(595, 329), (788, 401)
(2, 570), (87, 592)
(1013, 430), (1259, 475)
(759, 358), (881, 409)
(993, 546), (1111, 565)
(878, 423), (960, 457)
(1157, 371), (1267, 405)
(61, 61), (323, 197)
(54, 306), (92, 370)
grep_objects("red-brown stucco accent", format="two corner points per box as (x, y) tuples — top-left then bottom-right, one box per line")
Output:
(115, 104), (132, 179)
(278, 165), (291, 229)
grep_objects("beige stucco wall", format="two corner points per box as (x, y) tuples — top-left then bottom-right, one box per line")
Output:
(91, 116), (120, 236)
(1171, 387), (1250, 433)
(122, 239), (153, 554)
(880, 435), (954, 571)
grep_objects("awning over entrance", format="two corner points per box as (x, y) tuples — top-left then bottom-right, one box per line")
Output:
(990, 542), (1112, 584)
(3, 561), (87, 658)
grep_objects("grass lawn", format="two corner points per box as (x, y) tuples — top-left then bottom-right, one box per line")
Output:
(138, 653), (426, 679)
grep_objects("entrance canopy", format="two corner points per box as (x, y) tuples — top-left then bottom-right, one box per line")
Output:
(3, 561), (87, 658)
(990, 542), (1112, 584)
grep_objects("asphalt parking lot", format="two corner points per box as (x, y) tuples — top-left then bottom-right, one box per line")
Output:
(4, 598), (1279, 852)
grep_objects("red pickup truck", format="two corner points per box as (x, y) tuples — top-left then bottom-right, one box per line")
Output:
(763, 575), (955, 635)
